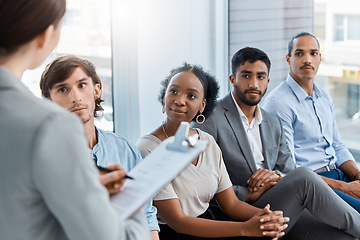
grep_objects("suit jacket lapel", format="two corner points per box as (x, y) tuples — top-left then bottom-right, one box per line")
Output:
(259, 112), (270, 169)
(222, 93), (258, 173)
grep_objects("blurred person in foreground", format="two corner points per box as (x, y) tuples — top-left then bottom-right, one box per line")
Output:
(0, 0), (149, 239)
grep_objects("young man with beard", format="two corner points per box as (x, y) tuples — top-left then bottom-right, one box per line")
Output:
(193, 47), (360, 239)
(40, 55), (160, 240)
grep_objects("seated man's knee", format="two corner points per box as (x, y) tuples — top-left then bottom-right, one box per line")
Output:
(290, 167), (319, 182)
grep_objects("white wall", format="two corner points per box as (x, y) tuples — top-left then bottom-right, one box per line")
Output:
(112, 0), (228, 143)
(229, 0), (313, 90)
(137, 0), (213, 138)
(323, 0), (360, 65)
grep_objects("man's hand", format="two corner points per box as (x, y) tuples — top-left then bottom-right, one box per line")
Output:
(322, 175), (360, 200)
(98, 164), (127, 195)
(247, 168), (282, 193)
(342, 181), (360, 199)
(246, 181), (277, 203)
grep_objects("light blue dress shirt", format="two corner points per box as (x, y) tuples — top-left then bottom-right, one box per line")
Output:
(262, 74), (355, 171)
(92, 128), (160, 232)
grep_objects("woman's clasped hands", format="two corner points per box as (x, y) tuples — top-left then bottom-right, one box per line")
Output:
(246, 204), (289, 240)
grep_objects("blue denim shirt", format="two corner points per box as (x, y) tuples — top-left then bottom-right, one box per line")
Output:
(92, 128), (159, 232)
(262, 74), (354, 170)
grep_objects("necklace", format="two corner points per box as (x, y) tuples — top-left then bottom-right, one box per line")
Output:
(161, 121), (169, 138)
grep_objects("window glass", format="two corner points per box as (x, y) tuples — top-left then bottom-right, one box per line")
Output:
(333, 15), (344, 41)
(314, 12), (326, 39)
(315, 1), (360, 160)
(348, 15), (360, 40)
(22, 0), (113, 131)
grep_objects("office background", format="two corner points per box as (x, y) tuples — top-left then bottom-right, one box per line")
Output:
(22, 0), (360, 162)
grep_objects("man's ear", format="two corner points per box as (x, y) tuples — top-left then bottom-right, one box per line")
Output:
(286, 54), (290, 66)
(229, 74), (236, 87)
(36, 25), (55, 49)
(94, 83), (101, 99)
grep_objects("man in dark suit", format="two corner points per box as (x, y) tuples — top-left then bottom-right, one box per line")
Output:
(193, 47), (360, 239)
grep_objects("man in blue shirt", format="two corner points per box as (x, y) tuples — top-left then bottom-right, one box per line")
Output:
(40, 55), (160, 239)
(262, 32), (360, 212)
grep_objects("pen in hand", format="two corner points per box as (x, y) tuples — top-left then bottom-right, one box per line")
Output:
(97, 165), (134, 179)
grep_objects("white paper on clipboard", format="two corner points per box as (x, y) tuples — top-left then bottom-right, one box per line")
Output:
(110, 133), (208, 220)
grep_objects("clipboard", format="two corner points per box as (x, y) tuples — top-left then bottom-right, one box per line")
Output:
(110, 122), (208, 220)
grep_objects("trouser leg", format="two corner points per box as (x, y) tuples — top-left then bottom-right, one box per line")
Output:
(318, 169), (351, 182)
(253, 167), (360, 238)
(283, 210), (356, 240)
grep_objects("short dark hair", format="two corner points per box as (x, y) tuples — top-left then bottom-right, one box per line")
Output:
(287, 32), (320, 56)
(158, 63), (219, 120)
(231, 47), (271, 76)
(40, 55), (104, 117)
(0, 0), (66, 56)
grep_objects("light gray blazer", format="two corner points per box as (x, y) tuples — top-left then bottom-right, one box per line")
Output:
(193, 93), (295, 200)
(0, 67), (149, 240)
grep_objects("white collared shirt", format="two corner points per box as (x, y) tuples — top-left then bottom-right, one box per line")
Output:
(231, 92), (264, 169)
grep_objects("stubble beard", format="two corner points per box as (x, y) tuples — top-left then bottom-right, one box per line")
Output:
(235, 87), (267, 107)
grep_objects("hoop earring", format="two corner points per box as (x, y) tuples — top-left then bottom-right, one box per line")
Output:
(196, 113), (205, 124)
(162, 104), (165, 114)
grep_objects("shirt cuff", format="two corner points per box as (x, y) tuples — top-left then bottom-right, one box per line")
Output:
(273, 170), (285, 177)
(148, 221), (160, 232)
(335, 150), (355, 167)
